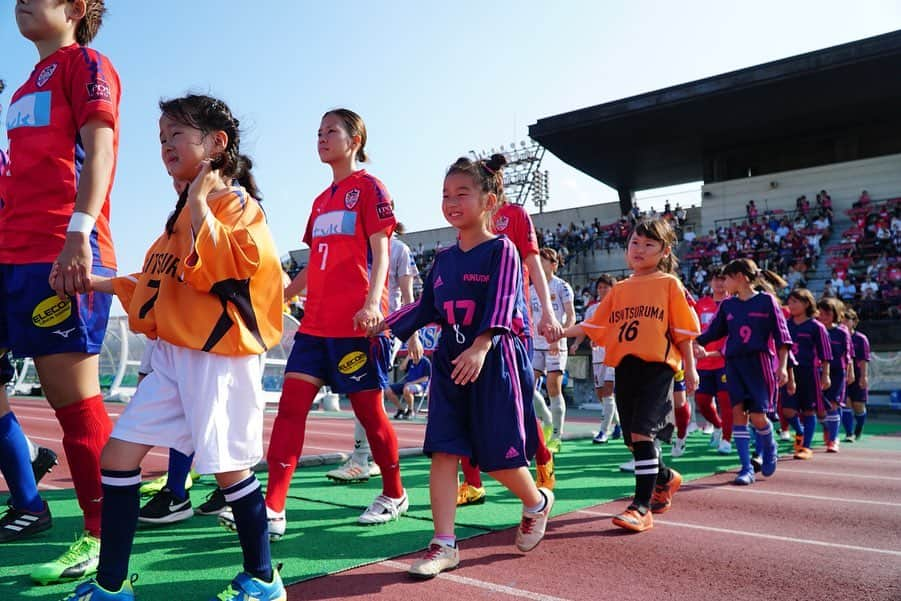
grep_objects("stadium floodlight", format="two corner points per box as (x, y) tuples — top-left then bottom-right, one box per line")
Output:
(472, 139), (547, 208)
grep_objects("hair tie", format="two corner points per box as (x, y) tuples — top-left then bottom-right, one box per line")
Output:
(480, 160), (496, 174)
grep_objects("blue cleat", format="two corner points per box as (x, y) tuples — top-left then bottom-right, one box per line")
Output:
(212, 568), (286, 601)
(62, 576), (136, 600)
(761, 442), (778, 477)
(611, 425), (622, 440)
(733, 469), (755, 486)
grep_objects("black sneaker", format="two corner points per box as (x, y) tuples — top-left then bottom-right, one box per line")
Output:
(138, 488), (193, 524)
(195, 488), (228, 516)
(403, 408), (413, 420)
(393, 408), (405, 420)
(751, 454), (763, 474)
(32, 447), (59, 484)
(0, 501), (52, 542)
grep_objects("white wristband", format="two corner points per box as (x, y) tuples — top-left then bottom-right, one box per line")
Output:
(67, 211), (96, 234)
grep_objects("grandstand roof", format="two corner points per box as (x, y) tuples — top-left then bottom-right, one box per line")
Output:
(530, 30), (901, 192)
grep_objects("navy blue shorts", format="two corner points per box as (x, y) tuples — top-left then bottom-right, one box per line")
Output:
(0, 263), (114, 357)
(823, 366), (846, 409)
(846, 381), (868, 403)
(285, 332), (391, 394)
(725, 353), (776, 414)
(784, 365), (823, 413)
(697, 368), (727, 396)
(424, 334), (537, 473)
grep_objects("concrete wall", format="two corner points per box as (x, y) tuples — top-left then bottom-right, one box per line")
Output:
(700, 153), (901, 233)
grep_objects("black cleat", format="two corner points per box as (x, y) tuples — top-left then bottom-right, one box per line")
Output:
(32, 447), (59, 484)
(0, 501), (52, 542)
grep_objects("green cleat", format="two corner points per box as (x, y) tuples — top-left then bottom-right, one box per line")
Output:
(30, 531), (100, 585)
(139, 469), (197, 497)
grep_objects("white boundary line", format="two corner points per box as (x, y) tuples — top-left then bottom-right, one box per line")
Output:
(379, 560), (574, 601)
(577, 510), (901, 556)
(693, 484), (901, 507)
(776, 468), (901, 481)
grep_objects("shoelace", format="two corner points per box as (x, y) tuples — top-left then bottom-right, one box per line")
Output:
(423, 544), (445, 560)
(59, 535), (95, 564)
(519, 515), (537, 534)
(369, 495), (403, 517)
(215, 584), (240, 601)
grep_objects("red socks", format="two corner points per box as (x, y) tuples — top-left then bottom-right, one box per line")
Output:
(54, 395), (111, 536)
(265, 378), (318, 512)
(675, 402), (692, 439)
(348, 390), (403, 498)
(716, 391), (733, 441)
(460, 456), (482, 488)
(694, 393), (723, 429)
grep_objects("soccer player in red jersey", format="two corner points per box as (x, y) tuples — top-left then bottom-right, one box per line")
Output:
(457, 161), (563, 505)
(3, 0), (119, 585)
(693, 267), (732, 454)
(255, 109), (409, 535)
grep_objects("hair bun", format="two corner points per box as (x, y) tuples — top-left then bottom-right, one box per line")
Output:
(487, 153), (508, 172)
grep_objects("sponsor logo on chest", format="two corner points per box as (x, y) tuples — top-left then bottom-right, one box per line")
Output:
(311, 210), (357, 238)
(6, 92), (52, 131)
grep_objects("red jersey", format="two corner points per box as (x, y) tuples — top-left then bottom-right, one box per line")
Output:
(2, 44), (119, 268)
(695, 295), (726, 370)
(301, 170), (396, 338)
(491, 202), (539, 298)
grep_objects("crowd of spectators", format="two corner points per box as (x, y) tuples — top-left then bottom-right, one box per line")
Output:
(825, 192), (901, 319)
(680, 202), (833, 298)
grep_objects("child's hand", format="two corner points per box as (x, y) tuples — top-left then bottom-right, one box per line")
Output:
(187, 159), (221, 201)
(539, 314), (563, 343)
(776, 366), (788, 387)
(786, 379), (797, 396)
(407, 332), (424, 363)
(859, 375), (868, 390)
(820, 373), (831, 391)
(366, 319), (387, 337)
(693, 342), (707, 359)
(683, 368), (699, 394)
(569, 342), (579, 355)
(451, 345), (489, 385)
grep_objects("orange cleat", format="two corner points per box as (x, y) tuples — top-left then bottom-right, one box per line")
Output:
(793, 447), (813, 460)
(650, 469), (682, 514)
(612, 506), (653, 532)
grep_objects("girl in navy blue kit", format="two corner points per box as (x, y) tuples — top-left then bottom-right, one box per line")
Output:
(695, 259), (791, 485)
(783, 288), (832, 460)
(374, 155), (553, 579)
(842, 309), (871, 441)
(816, 298), (854, 453)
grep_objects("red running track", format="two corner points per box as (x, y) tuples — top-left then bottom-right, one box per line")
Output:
(285, 444), (901, 601)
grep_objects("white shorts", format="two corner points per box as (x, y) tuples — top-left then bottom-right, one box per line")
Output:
(138, 338), (157, 376)
(111, 339), (265, 474)
(533, 348), (567, 373)
(593, 363), (615, 389)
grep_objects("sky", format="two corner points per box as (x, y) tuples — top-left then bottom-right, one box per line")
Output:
(2, 0), (900, 281)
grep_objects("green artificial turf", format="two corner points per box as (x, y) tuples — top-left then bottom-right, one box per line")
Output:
(3, 419), (898, 600)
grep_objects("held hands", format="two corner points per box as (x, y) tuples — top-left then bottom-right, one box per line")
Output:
(539, 314), (564, 344)
(354, 301), (383, 334)
(51, 232), (93, 299)
(692, 342), (708, 359)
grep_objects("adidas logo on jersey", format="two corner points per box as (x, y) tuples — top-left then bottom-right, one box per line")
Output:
(505, 447), (520, 459)
(434, 275), (443, 288)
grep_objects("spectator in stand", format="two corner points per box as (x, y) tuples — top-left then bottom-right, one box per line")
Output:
(683, 225), (696, 243)
(854, 190), (871, 209)
(675, 204), (686, 227)
(822, 280), (837, 298)
(746, 200), (758, 223)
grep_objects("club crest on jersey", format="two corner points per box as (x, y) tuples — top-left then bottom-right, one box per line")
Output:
(494, 216), (509, 231)
(36, 64), (58, 88)
(344, 188), (361, 210)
